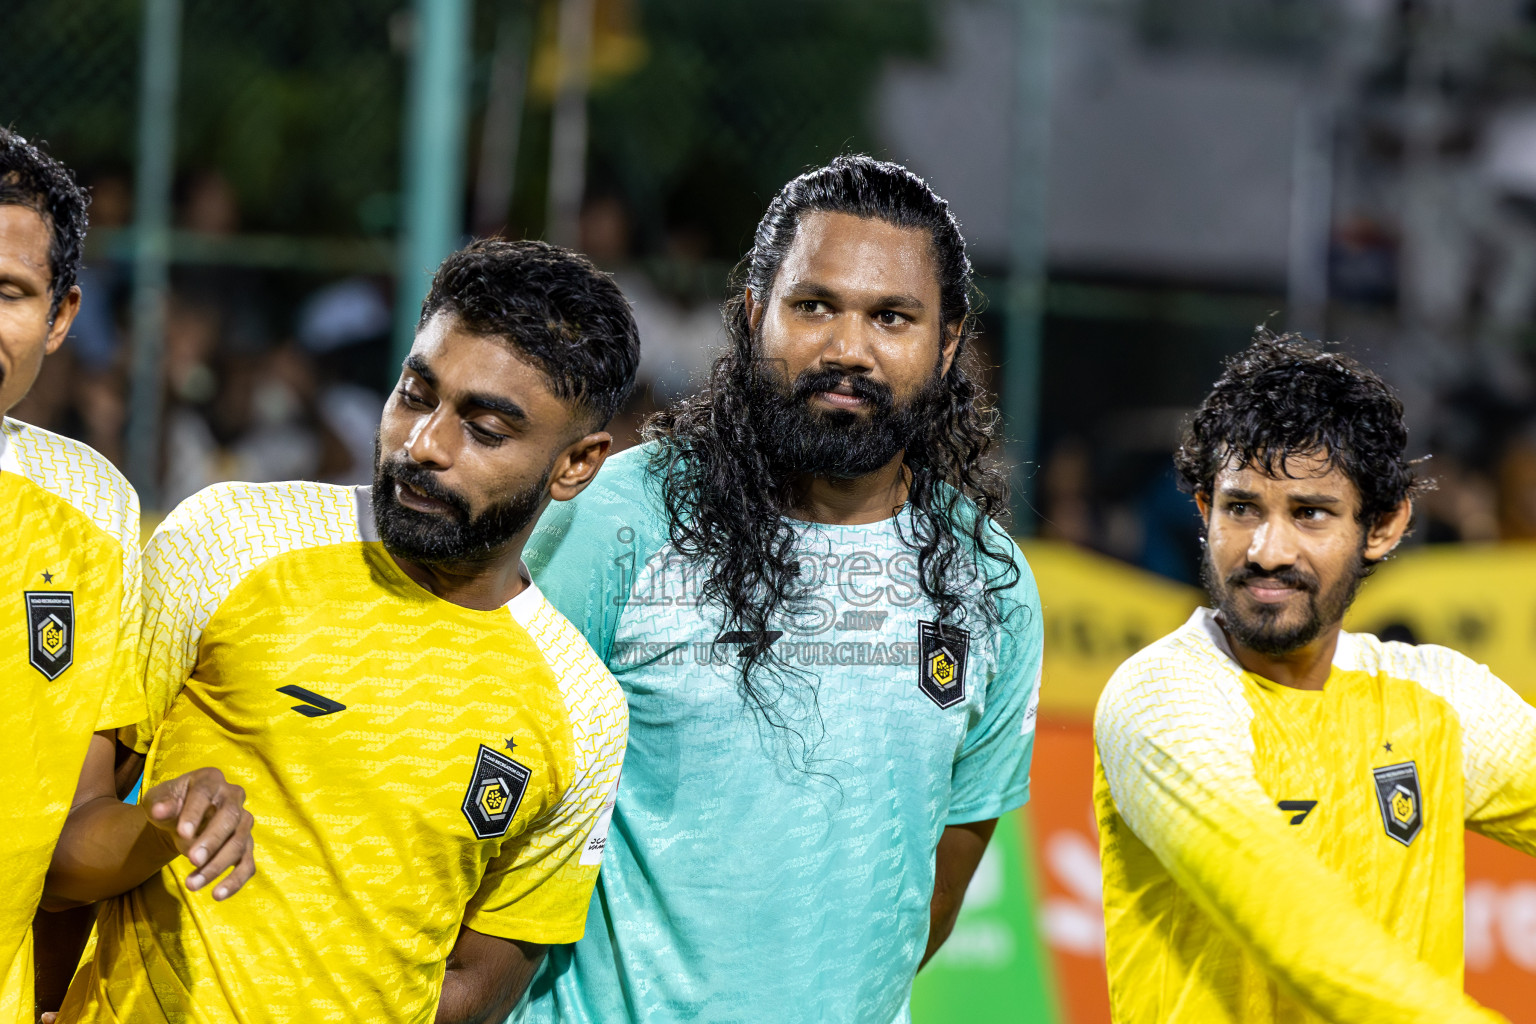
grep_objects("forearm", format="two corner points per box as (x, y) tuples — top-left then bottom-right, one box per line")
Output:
(434, 940), (544, 1024)
(32, 904), (96, 1016)
(42, 796), (177, 908)
(1122, 771), (1501, 1024)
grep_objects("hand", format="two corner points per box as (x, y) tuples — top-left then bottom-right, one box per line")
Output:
(142, 767), (256, 900)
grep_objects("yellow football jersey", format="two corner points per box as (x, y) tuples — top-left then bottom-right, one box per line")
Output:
(0, 418), (144, 1024)
(1095, 607), (1536, 1024)
(61, 481), (626, 1024)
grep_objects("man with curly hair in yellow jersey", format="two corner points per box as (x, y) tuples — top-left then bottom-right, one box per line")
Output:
(1094, 330), (1536, 1023)
(61, 238), (635, 1024)
(0, 128), (255, 1024)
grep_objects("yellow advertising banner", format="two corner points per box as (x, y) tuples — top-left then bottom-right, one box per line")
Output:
(1344, 542), (1536, 702)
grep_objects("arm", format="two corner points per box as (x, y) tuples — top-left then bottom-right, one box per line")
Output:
(43, 731), (256, 908)
(921, 817), (996, 968)
(435, 926), (545, 1024)
(1097, 673), (1503, 1024)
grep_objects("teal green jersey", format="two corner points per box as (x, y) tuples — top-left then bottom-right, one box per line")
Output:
(515, 444), (1043, 1024)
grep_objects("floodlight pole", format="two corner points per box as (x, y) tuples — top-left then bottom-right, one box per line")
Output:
(124, 0), (183, 509)
(394, 0), (472, 365)
(1005, 0), (1054, 533)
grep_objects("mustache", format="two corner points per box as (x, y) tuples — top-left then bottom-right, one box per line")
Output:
(379, 456), (470, 517)
(1226, 564), (1319, 594)
(789, 368), (894, 412)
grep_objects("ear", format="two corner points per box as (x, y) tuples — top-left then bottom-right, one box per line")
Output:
(1364, 498), (1412, 561)
(1194, 490), (1212, 521)
(744, 286), (765, 334)
(939, 320), (962, 377)
(44, 286), (81, 356)
(548, 431), (613, 502)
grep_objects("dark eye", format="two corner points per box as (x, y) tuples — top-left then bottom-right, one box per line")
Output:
(396, 387), (430, 409)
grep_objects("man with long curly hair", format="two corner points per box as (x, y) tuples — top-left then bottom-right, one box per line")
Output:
(1094, 332), (1536, 1023)
(517, 155), (1043, 1023)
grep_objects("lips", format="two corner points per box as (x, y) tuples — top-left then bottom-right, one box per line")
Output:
(1241, 580), (1302, 604)
(394, 479), (453, 514)
(814, 389), (867, 410)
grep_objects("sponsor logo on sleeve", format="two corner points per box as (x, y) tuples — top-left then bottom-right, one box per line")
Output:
(1371, 761), (1424, 846)
(462, 744), (532, 840)
(580, 775), (621, 866)
(25, 591), (74, 680)
(918, 620), (970, 709)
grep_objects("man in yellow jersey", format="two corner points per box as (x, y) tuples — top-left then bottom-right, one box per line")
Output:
(1094, 330), (1536, 1023)
(1, 128), (256, 1024)
(61, 238), (636, 1024)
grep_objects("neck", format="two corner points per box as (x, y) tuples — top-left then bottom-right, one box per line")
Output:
(388, 535), (531, 611)
(788, 451), (909, 525)
(1219, 615), (1343, 691)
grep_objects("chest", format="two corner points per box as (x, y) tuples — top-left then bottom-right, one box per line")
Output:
(154, 566), (570, 851)
(612, 542), (995, 772)
(1247, 673), (1463, 856)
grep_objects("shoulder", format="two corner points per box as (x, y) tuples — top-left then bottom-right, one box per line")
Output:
(1335, 630), (1510, 721)
(530, 443), (669, 563)
(156, 479), (358, 543)
(148, 480), (361, 590)
(509, 583), (627, 740)
(1, 417), (138, 551)
(1096, 608), (1253, 741)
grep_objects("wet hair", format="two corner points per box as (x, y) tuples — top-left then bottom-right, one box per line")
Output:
(645, 154), (1019, 732)
(0, 127), (89, 320)
(419, 238), (639, 426)
(1175, 327), (1418, 528)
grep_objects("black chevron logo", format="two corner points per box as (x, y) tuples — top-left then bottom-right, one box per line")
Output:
(277, 684), (347, 717)
(1277, 799), (1318, 825)
(715, 630), (784, 657)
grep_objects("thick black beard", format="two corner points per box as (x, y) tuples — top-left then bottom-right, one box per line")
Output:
(371, 439), (547, 567)
(744, 361), (942, 480)
(1203, 544), (1367, 657)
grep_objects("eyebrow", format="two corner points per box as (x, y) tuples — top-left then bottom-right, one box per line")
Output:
(403, 353), (528, 423)
(782, 281), (927, 311)
(1219, 486), (1343, 506)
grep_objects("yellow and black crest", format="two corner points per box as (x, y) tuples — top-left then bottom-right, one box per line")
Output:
(462, 744), (531, 840)
(918, 620), (970, 710)
(1371, 761), (1423, 846)
(25, 591), (74, 680)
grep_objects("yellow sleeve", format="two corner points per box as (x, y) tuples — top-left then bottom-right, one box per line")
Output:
(467, 596), (628, 944)
(95, 477), (146, 731)
(1394, 645), (1536, 854)
(1096, 665), (1504, 1024)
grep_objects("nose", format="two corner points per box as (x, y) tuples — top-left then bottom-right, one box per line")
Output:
(818, 312), (877, 374)
(404, 407), (454, 470)
(1246, 513), (1300, 570)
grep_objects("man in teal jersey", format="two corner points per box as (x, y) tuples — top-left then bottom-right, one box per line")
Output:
(516, 155), (1043, 1023)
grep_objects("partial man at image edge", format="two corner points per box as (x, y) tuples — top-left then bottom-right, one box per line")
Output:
(59, 239), (637, 1023)
(0, 127), (256, 1024)
(1094, 329), (1536, 1024)
(515, 155), (1043, 1024)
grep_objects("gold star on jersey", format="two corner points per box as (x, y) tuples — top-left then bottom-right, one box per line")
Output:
(0, 418), (144, 1024)
(62, 481), (626, 1024)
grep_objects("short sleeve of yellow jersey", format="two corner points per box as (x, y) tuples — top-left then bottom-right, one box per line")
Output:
(2, 418), (145, 732)
(128, 482), (358, 753)
(464, 586), (627, 943)
(1095, 628), (1504, 1024)
(1366, 641), (1536, 853)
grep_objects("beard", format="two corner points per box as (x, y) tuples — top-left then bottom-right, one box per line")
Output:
(371, 436), (548, 567)
(744, 358), (944, 481)
(1202, 543), (1368, 657)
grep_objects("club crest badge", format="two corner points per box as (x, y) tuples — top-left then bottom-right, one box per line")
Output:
(1371, 761), (1424, 846)
(461, 744), (531, 840)
(25, 591), (74, 680)
(918, 620), (970, 710)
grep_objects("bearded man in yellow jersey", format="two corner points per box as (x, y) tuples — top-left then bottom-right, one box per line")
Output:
(60, 238), (635, 1024)
(1094, 330), (1536, 1024)
(0, 128), (257, 1024)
